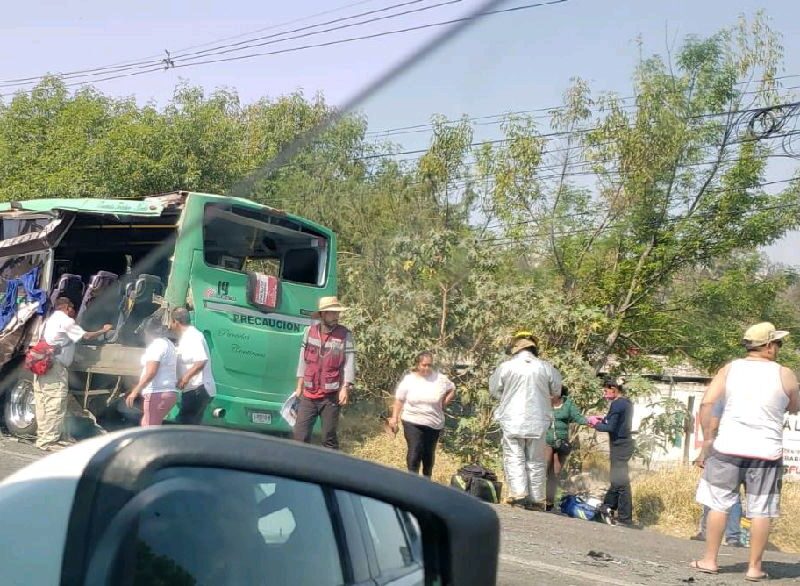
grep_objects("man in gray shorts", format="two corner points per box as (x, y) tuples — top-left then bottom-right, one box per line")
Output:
(692, 398), (742, 547)
(691, 323), (799, 581)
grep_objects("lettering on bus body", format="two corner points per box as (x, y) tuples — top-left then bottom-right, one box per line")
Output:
(216, 328), (251, 342)
(230, 313), (304, 333)
(231, 343), (266, 359)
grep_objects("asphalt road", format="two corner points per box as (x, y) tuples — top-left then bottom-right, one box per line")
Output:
(496, 506), (800, 585)
(1, 434), (797, 585)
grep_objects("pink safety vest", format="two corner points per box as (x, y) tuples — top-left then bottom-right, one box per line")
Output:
(302, 324), (347, 399)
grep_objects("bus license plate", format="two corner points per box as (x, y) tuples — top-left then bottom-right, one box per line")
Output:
(251, 412), (272, 425)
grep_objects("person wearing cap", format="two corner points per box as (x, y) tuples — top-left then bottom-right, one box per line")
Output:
(691, 322), (799, 581)
(489, 334), (563, 510)
(34, 297), (113, 451)
(292, 296), (356, 450)
(589, 379), (636, 527)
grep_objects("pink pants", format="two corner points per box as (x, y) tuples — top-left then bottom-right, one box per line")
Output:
(141, 392), (178, 426)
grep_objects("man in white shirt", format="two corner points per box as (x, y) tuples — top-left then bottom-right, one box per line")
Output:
(170, 307), (216, 425)
(692, 322), (799, 581)
(34, 297), (112, 451)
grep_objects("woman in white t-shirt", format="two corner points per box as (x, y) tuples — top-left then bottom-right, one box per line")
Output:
(388, 351), (456, 478)
(125, 321), (179, 426)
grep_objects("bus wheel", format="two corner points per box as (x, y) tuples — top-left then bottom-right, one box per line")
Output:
(4, 377), (37, 438)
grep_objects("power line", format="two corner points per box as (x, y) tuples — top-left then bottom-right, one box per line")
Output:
(365, 84), (800, 139)
(253, 103), (800, 183)
(478, 182), (800, 247)
(0, 0), (394, 87)
(0, 0), (569, 96)
(165, 0), (451, 62)
(348, 99), (800, 165)
(0, 0), (459, 89)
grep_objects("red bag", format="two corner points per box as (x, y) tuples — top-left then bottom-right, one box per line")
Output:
(24, 339), (57, 375)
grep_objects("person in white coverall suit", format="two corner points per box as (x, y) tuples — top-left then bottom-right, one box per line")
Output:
(489, 335), (563, 510)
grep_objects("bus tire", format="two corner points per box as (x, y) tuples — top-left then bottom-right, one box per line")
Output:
(4, 375), (37, 438)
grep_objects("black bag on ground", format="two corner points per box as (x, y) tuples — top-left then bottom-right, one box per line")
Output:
(450, 464), (503, 504)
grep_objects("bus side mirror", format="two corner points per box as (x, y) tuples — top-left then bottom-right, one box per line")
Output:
(2, 428), (499, 586)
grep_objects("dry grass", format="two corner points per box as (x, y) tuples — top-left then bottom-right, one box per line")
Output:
(338, 402), (462, 485)
(632, 465), (704, 536)
(772, 481), (800, 553)
(632, 465), (800, 554)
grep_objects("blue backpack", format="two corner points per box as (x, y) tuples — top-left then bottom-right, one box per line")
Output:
(559, 494), (599, 521)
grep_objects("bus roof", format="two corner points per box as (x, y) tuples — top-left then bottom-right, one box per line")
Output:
(0, 191), (332, 236)
(0, 197), (166, 216)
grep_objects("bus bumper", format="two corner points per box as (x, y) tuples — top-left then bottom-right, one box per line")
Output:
(166, 393), (320, 436)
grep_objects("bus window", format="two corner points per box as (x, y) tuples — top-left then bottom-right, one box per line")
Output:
(203, 204), (327, 287)
(0, 217), (50, 241)
(243, 257), (280, 278)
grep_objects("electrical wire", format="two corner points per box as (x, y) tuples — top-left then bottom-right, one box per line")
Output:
(477, 182), (800, 247)
(0, 0), (393, 86)
(0, 0), (568, 96)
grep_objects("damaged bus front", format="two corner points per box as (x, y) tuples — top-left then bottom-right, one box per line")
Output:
(0, 191), (336, 436)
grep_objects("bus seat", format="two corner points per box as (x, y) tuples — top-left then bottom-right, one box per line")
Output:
(110, 274), (164, 345)
(49, 274), (84, 315)
(76, 271), (119, 332)
(282, 248), (319, 284)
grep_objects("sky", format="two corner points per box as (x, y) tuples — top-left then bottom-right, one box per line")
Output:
(2, 0), (799, 265)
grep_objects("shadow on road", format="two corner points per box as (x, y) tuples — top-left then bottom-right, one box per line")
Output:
(719, 560), (800, 580)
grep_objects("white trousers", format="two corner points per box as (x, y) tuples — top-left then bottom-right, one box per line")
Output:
(502, 434), (547, 503)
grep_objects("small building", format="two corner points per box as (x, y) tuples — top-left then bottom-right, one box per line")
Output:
(615, 356), (800, 481)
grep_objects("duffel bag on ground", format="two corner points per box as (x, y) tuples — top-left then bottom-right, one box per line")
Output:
(450, 464), (503, 504)
(559, 494), (610, 521)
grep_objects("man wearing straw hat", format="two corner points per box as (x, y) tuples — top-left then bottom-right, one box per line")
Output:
(691, 322), (799, 581)
(292, 296), (356, 450)
(490, 333), (563, 510)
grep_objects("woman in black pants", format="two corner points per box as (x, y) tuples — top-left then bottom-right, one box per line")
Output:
(388, 351), (456, 477)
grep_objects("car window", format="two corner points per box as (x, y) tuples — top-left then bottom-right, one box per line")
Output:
(358, 496), (417, 576)
(124, 467), (344, 586)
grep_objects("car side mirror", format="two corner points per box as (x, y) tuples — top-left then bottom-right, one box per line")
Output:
(1, 428), (499, 586)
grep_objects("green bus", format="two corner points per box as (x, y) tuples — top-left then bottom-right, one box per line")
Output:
(0, 191), (335, 436)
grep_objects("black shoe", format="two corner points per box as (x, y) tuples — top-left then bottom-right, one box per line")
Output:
(616, 520), (642, 530)
(725, 539), (744, 548)
(690, 533), (706, 542)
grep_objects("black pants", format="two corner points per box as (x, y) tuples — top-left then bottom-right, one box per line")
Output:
(603, 438), (634, 524)
(177, 386), (212, 425)
(403, 421), (441, 477)
(293, 395), (341, 450)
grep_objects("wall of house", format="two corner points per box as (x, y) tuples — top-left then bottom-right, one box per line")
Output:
(629, 379), (800, 481)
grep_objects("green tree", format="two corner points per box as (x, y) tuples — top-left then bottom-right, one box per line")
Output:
(471, 14), (800, 374)
(645, 253), (800, 371)
(0, 78), (341, 200)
